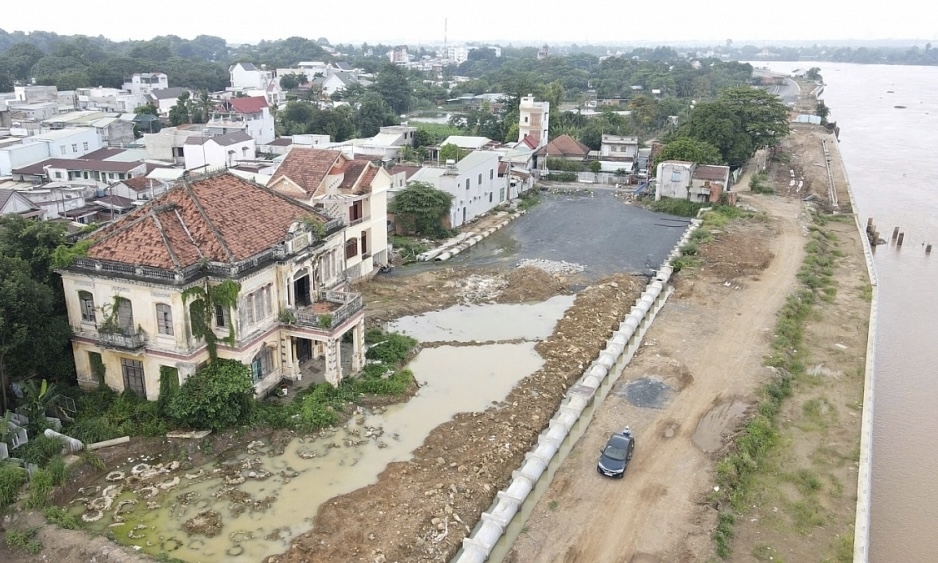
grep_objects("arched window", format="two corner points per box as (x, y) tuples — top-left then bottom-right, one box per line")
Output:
(345, 238), (358, 259)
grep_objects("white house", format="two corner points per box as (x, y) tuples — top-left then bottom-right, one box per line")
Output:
(206, 96), (275, 145)
(518, 96), (550, 148)
(147, 87), (190, 116)
(229, 62), (275, 90)
(0, 128), (103, 176)
(122, 73), (169, 96)
(408, 150), (501, 228)
(313, 72), (362, 97)
(655, 160), (695, 200)
(183, 131), (256, 171)
(326, 125), (416, 160)
(0, 188), (44, 219)
(143, 126), (207, 165)
(267, 147), (392, 278)
(75, 88), (147, 114)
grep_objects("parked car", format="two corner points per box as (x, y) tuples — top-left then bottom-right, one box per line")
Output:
(597, 427), (635, 478)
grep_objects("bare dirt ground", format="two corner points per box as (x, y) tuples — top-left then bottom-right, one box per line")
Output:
(506, 194), (806, 563)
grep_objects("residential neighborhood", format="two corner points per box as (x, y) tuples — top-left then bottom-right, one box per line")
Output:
(0, 20), (869, 563)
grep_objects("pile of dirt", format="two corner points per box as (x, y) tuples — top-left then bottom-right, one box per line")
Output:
(496, 266), (570, 303)
(267, 273), (643, 563)
(183, 510), (223, 538)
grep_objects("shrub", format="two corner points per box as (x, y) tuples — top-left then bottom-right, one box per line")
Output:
(24, 468), (54, 509)
(646, 197), (709, 217)
(18, 435), (65, 468)
(365, 332), (417, 365)
(547, 172), (577, 182)
(167, 359), (255, 431)
(44, 456), (68, 486)
(157, 366), (180, 416)
(517, 189), (542, 211)
(4, 528), (41, 554)
(0, 464), (27, 508)
(44, 506), (82, 529)
(68, 416), (121, 444)
(353, 369), (413, 395)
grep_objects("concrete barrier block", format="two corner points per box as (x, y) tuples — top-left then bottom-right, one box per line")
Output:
(586, 363), (608, 379)
(597, 352), (617, 369)
(581, 375), (602, 389)
(605, 341), (624, 358)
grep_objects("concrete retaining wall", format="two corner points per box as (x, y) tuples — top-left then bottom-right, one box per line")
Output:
(840, 149), (879, 563)
(453, 215), (704, 563)
(415, 211), (523, 262)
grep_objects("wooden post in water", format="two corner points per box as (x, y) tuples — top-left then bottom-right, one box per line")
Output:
(892, 227), (900, 241)
(927, 244), (932, 255)
(897, 233), (905, 247)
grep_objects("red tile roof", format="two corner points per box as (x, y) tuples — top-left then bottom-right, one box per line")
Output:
(86, 173), (329, 270)
(693, 165), (730, 182)
(337, 160), (368, 192)
(538, 134), (590, 158)
(119, 177), (152, 192)
(229, 96), (268, 114)
(268, 147), (343, 196)
(521, 134), (540, 150)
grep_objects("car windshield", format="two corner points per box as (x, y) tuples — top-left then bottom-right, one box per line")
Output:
(603, 445), (627, 461)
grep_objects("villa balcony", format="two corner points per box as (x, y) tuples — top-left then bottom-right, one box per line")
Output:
(285, 290), (363, 333)
(74, 327), (147, 350)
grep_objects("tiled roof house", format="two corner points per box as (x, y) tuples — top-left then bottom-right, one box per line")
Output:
(59, 171), (367, 400)
(267, 147), (391, 281)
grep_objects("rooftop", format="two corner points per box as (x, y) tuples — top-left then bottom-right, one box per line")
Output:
(268, 147), (343, 196)
(538, 134), (590, 158)
(82, 172), (332, 271)
(228, 96), (268, 114)
(184, 131), (254, 146)
(693, 165), (731, 182)
(14, 158), (145, 176)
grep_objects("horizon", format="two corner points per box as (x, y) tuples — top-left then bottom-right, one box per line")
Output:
(1, 0), (935, 48)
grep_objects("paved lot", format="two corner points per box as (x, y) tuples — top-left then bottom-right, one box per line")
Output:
(445, 189), (690, 280)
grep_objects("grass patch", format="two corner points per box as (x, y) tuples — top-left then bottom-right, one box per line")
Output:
(713, 511), (735, 558)
(24, 468), (55, 509)
(44, 505), (82, 529)
(752, 544), (779, 561)
(0, 463), (28, 508)
(4, 528), (42, 554)
(690, 228), (714, 244)
(517, 189), (542, 211)
(645, 197), (711, 217)
(830, 532), (854, 562)
(859, 280), (873, 302)
(750, 172), (774, 194)
(801, 398), (836, 431)
(548, 499), (559, 511)
(710, 213), (845, 557)
(390, 236), (431, 263)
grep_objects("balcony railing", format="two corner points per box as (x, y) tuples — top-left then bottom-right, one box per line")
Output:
(287, 291), (363, 332)
(69, 218), (345, 285)
(347, 214), (371, 227)
(94, 330), (147, 350)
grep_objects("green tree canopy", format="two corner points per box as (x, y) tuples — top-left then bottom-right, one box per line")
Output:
(373, 63), (412, 115)
(168, 91), (191, 126)
(715, 86), (790, 150)
(654, 137), (724, 167)
(681, 101), (753, 168)
(388, 181), (454, 238)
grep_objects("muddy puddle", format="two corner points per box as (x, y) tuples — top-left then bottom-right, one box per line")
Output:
(70, 300), (568, 561)
(389, 294), (575, 343)
(692, 399), (749, 453)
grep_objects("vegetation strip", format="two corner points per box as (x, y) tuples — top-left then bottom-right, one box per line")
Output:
(710, 210), (844, 558)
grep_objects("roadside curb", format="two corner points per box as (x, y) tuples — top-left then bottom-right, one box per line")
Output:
(454, 215), (704, 562)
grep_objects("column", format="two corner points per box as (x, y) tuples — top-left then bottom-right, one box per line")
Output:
(324, 338), (340, 385)
(282, 334), (298, 380)
(350, 318), (365, 373)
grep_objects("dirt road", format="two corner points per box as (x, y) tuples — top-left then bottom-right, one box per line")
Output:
(507, 195), (806, 562)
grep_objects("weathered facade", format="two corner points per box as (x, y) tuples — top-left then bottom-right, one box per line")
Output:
(59, 171), (366, 400)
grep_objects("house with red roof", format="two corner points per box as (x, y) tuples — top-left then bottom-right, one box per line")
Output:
(58, 170), (367, 398)
(206, 96), (275, 145)
(267, 147), (392, 280)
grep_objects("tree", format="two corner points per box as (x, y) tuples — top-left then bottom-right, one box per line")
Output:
(167, 359), (255, 430)
(628, 94), (658, 131)
(388, 181), (454, 238)
(682, 101), (753, 168)
(654, 137), (724, 167)
(373, 63), (412, 115)
(355, 91), (398, 137)
(805, 67), (822, 81)
(2, 43), (45, 81)
(279, 73), (300, 90)
(0, 255), (72, 413)
(168, 91), (191, 126)
(715, 86), (790, 150)
(815, 100), (830, 124)
(588, 160), (602, 174)
(438, 143), (463, 163)
(134, 104), (158, 116)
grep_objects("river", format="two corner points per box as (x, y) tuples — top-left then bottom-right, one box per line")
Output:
(759, 61), (938, 562)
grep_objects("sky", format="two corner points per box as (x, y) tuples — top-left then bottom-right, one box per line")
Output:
(2, 0), (936, 46)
